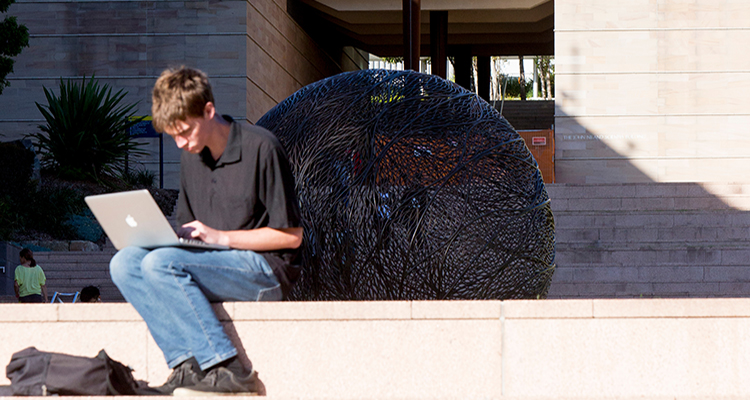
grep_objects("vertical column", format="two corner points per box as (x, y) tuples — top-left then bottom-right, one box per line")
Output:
(429, 10), (448, 78)
(477, 55), (490, 101)
(454, 46), (472, 91)
(518, 55), (526, 101)
(402, 0), (421, 71)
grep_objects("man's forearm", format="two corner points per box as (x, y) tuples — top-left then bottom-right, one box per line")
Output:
(180, 221), (303, 251)
(222, 227), (303, 251)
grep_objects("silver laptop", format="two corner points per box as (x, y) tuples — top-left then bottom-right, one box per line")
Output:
(85, 189), (229, 251)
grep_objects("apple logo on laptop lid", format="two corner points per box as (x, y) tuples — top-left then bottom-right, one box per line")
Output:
(125, 215), (138, 228)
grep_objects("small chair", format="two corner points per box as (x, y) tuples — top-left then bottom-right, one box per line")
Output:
(50, 291), (80, 303)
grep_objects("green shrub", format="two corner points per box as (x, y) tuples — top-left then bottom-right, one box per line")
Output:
(0, 195), (20, 240)
(29, 76), (147, 181)
(0, 140), (35, 200)
(501, 75), (534, 99)
(66, 210), (104, 242)
(21, 185), (86, 239)
(121, 166), (156, 188)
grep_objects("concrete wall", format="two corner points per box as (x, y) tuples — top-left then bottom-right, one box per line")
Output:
(0, 243), (22, 299)
(1, 0), (365, 189)
(3, 299), (750, 398)
(244, 0), (366, 122)
(555, 0), (750, 183)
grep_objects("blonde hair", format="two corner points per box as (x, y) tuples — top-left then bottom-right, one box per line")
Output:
(151, 66), (215, 133)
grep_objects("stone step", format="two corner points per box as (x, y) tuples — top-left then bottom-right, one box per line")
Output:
(33, 252), (117, 263)
(553, 212), (750, 231)
(3, 299), (750, 399)
(547, 279), (750, 298)
(556, 226), (750, 244)
(555, 243), (750, 265)
(547, 182), (750, 199)
(22, 251), (124, 302)
(547, 183), (750, 212)
(551, 197), (750, 212)
(557, 230), (749, 246)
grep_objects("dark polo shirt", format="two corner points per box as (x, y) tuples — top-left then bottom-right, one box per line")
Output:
(176, 116), (302, 297)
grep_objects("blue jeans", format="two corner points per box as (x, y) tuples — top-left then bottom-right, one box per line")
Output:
(110, 246), (282, 370)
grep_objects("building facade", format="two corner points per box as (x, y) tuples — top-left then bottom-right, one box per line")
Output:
(555, 0), (750, 183)
(0, 0), (367, 188)
(1, 0), (747, 186)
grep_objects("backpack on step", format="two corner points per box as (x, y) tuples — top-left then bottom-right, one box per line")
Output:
(3, 346), (146, 396)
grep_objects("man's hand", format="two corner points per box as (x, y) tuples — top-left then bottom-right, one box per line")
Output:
(178, 221), (228, 246)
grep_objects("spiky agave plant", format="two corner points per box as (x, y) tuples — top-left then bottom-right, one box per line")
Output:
(30, 76), (147, 181)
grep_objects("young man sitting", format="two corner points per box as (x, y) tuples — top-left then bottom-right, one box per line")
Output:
(109, 66), (303, 396)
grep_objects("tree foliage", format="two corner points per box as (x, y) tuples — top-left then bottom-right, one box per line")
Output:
(0, 0), (29, 95)
(535, 56), (554, 100)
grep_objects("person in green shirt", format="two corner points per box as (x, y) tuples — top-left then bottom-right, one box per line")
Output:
(14, 248), (48, 303)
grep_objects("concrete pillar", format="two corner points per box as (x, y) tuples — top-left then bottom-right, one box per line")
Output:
(429, 11), (448, 78)
(477, 56), (490, 101)
(403, 0), (421, 71)
(454, 46), (472, 91)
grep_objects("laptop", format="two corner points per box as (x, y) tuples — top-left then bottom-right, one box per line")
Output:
(85, 189), (229, 251)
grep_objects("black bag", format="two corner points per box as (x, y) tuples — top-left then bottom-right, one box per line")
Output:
(4, 346), (144, 396)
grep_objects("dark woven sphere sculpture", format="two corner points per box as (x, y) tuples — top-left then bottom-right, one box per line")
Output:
(257, 69), (555, 300)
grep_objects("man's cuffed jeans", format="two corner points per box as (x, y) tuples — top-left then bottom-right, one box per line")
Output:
(110, 246), (282, 370)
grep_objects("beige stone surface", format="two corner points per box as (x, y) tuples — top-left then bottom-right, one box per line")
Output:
(503, 317), (750, 397)
(5, 301), (750, 397)
(556, 73), (750, 116)
(57, 303), (142, 322)
(556, 0), (750, 30)
(233, 319), (502, 399)
(555, 114), (750, 183)
(0, 304), (58, 322)
(503, 299), (593, 319)
(145, 330), (171, 386)
(556, 115), (750, 156)
(556, 0), (750, 183)
(556, 30), (750, 73)
(411, 299), (502, 319)
(233, 300), (411, 320)
(592, 298), (750, 318)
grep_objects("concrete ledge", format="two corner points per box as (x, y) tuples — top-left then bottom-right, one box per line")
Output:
(2, 299), (750, 399)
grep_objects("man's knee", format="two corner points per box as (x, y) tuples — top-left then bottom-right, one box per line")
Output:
(140, 247), (185, 277)
(110, 246), (146, 284)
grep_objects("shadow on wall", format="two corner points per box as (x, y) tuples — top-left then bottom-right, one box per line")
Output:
(549, 106), (750, 298)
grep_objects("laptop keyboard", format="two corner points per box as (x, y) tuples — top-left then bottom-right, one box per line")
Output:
(178, 237), (220, 248)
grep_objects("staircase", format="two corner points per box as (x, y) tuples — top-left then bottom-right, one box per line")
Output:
(547, 182), (750, 298)
(8, 182), (750, 302)
(34, 248), (123, 302)
(496, 99), (554, 130)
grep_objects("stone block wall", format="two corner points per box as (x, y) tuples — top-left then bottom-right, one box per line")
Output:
(4, 299), (750, 398)
(1, 0), (366, 189)
(555, 0), (750, 183)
